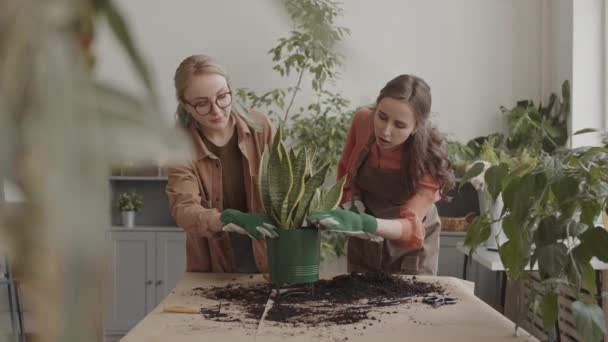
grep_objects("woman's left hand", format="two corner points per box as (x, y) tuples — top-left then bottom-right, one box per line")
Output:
(220, 209), (279, 240)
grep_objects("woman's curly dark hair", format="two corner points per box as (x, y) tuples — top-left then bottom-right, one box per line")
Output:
(375, 74), (455, 197)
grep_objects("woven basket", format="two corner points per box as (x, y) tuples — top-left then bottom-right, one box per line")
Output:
(440, 212), (477, 231)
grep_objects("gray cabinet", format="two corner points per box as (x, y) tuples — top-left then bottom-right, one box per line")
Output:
(155, 232), (187, 301)
(437, 232), (466, 278)
(105, 229), (185, 338)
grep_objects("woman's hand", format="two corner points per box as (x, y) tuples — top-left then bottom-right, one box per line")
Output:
(220, 209), (279, 240)
(307, 209), (379, 240)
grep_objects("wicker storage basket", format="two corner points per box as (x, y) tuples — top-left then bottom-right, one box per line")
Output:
(440, 212), (477, 231)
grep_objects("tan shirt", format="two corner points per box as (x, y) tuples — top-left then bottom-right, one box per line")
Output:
(166, 111), (273, 273)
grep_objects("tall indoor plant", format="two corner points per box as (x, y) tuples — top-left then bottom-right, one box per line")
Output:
(238, 0), (354, 259)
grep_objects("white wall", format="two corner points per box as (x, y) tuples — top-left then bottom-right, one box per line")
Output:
(541, 0), (572, 100)
(94, 0), (547, 142)
(572, 0), (605, 147)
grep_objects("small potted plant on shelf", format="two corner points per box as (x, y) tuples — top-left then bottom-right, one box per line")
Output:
(258, 128), (345, 285)
(117, 191), (143, 227)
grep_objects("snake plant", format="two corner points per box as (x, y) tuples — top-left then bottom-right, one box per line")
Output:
(259, 127), (346, 229)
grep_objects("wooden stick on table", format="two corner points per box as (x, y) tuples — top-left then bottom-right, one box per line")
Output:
(162, 305), (201, 314)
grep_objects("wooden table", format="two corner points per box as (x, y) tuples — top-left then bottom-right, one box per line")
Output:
(122, 272), (538, 342)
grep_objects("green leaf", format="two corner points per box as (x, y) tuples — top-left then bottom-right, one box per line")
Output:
(286, 148), (308, 219)
(98, 0), (155, 97)
(459, 162), (485, 190)
(578, 227), (608, 262)
(535, 243), (567, 279)
(484, 163), (509, 202)
(317, 176), (346, 211)
(267, 132), (293, 227)
(499, 238), (528, 281)
(541, 292), (558, 329)
(572, 301), (607, 342)
(573, 128), (598, 135)
(463, 215), (492, 252)
(534, 216), (565, 246)
(503, 173), (537, 222)
(501, 214), (519, 241)
(551, 176), (579, 210)
(258, 148), (271, 213)
(581, 262), (597, 296)
(581, 201), (602, 228)
(95, 83), (189, 164)
(292, 164), (330, 228)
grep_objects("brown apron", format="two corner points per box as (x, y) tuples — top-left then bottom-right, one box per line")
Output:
(346, 134), (441, 275)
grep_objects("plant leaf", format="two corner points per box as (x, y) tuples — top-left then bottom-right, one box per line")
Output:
(484, 163), (509, 202)
(535, 243), (567, 279)
(463, 214), (492, 252)
(286, 148), (308, 219)
(97, 0), (155, 97)
(541, 292), (558, 329)
(578, 227), (608, 262)
(258, 148), (271, 213)
(267, 132), (293, 228)
(459, 162), (485, 190)
(317, 176), (346, 211)
(292, 164), (329, 228)
(572, 301), (607, 342)
(95, 83), (189, 165)
(573, 128), (598, 135)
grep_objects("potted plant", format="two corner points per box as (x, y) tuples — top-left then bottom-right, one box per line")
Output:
(461, 131), (608, 341)
(259, 128), (345, 285)
(117, 191), (143, 227)
(236, 0), (353, 261)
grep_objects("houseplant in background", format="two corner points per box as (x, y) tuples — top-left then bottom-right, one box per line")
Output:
(259, 127), (346, 284)
(443, 80), (570, 237)
(461, 128), (608, 341)
(237, 0), (354, 260)
(117, 191), (143, 227)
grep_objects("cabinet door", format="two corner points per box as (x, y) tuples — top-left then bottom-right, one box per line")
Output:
(106, 231), (156, 333)
(437, 233), (466, 278)
(155, 232), (186, 305)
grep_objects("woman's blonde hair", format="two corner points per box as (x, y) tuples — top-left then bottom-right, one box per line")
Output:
(173, 54), (257, 129)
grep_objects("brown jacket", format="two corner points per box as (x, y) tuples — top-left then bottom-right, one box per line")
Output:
(166, 111), (273, 272)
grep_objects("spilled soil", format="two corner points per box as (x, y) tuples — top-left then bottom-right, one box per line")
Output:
(192, 272), (447, 327)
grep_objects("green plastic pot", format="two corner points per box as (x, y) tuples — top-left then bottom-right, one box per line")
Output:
(267, 228), (320, 285)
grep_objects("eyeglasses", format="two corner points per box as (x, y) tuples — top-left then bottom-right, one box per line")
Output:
(182, 91), (232, 116)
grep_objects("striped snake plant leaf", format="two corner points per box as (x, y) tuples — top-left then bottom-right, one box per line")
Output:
(317, 176), (347, 211)
(307, 188), (322, 215)
(286, 148), (308, 221)
(277, 141), (294, 226)
(304, 146), (317, 180)
(292, 163), (330, 228)
(267, 137), (293, 228)
(257, 147), (271, 213)
(289, 148), (297, 165)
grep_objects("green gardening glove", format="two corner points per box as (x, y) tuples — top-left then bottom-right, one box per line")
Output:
(220, 209), (279, 240)
(307, 209), (381, 241)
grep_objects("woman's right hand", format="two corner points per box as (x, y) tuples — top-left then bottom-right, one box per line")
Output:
(308, 209), (379, 239)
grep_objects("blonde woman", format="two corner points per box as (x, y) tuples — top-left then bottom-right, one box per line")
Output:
(167, 55), (277, 274)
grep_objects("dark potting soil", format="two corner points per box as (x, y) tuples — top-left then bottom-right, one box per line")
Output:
(192, 272), (446, 327)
